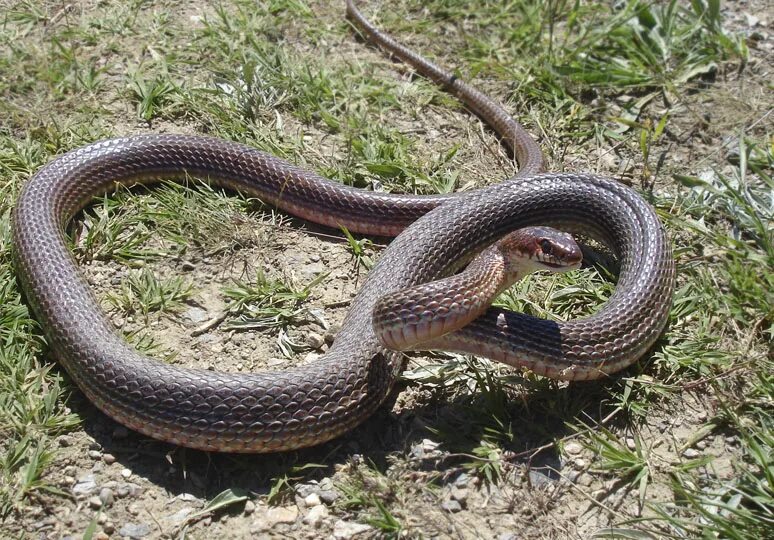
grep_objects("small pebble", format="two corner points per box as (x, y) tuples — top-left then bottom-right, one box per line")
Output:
(102, 453), (116, 465)
(450, 486), (468, 503)
(94, 533), (109, 540)
(441, 500), (462, 513)
(332, 519), (372, 539)
(103, 522), (115, 534)
(304, 493), (322, 507)
(88, 496), (102, 510)
(318, 489), (339, 504)
(265, 505), (298, 525)
(121, 468), (132, 479)
(118, 522), (151, 539)
(305, 332), (325, 350)
(564, 442), (583, 455)
(683, 448), (701, 459)
(244, 500), (256, 515)
(626, 438), (636, 451)
(72, 475), (97, 496)
(99, 487), (114, 508)
(303, 504), (329, 528)
(88, 450), (102, 460)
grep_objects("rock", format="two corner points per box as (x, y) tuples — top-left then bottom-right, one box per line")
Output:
(99, 488), (114, 508)
(304, 493), (321, 507)
(450, 486), (468, 503)
(117, 484), (131, 498)
(58, 436), (72, 447)
(265, 505), (298, 526)
(244, 500), (256, 515)
(498, 534), (518, 540)
(183, 307), (209, 324)
(441, 500), (462, 513)
(166, 507), (193, 525)
(454, 473), (470, 487)
(94, 533), (109, 540)
(411, 438), (441, 460)
(564, 442), (583, 455)
(121, 468), (132, 479)
(303, 504), (329, 528)
(118, 522), (151, 539)
(573, 458), (588, 469)
(103, 522), (115, 534)
(103, 453), (116, 465)
(88, 450), (102, 460)
(332, 519), (372, 539)
(626, 438), (636, 451)
(73, 475), (97, 496)
(305, 332), (325, 350)
(683, 448), (701, 459)
(88, 496), (103, 509)
(318, 489), (339, 504)
(295, 483), (317, 498)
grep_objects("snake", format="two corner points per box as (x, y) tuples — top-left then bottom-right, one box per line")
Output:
(11, 1), (675, 453)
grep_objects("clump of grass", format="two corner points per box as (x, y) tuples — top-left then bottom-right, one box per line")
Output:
(338, 461), (405, 538)
(106, 267), (194, 319)
(222, 269), (324, 331)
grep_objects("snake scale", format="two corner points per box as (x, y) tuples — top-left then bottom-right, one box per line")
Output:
(11, 1), (675, 452)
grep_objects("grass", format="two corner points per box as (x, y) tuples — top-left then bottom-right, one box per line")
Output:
(0, 0), (770, 538)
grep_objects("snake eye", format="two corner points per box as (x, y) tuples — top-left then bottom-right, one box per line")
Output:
(539, 238), (553, 255)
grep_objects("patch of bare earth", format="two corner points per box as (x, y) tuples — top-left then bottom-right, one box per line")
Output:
(2, 0), (771, 539)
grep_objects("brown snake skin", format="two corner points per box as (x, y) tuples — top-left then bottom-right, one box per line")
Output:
(11, 1), (675, 452)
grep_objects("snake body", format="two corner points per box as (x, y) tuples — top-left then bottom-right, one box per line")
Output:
(11, 2), (674, 452)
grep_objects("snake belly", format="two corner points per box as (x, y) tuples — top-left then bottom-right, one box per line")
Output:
(10, 3), (675, 453)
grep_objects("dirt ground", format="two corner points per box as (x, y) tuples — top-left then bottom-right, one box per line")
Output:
(1, 0), (772, 539)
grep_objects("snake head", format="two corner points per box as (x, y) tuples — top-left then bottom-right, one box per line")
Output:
(499, 226), (582, 274)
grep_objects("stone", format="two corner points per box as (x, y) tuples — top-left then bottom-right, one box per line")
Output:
(102, 453), (116, 465)
(244, 500), (256, 515)
(564, 442), (583, 455)
(303, 504), (329, 528)
(183, 307), (209, 323)
(167, 507), (193, 525)
(72, 475), (97, 496)
(88, 496), (102, 509)
(99, 488), (114, 508)
(441, 500), (462, 513)
(454, 473), (470, 487)
(305, 332), (325, 350)
(332, 519), (372, 539)
(449, 486), (468, 502)
(118, 522), (151, 539)
(683, 448), (701, 459)
(265, 505), (298, 526)
(318, 489), (339, 504)
(304, 493), (321, 507)
(121, 468), (132, 479)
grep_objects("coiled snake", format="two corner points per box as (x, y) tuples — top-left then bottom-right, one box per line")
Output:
(11, 1), (675, 452)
